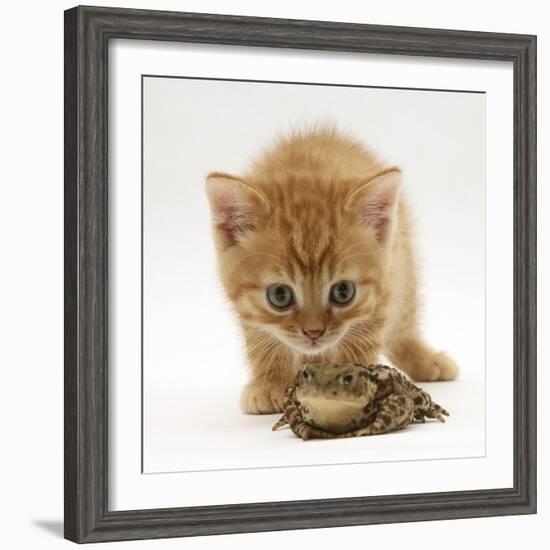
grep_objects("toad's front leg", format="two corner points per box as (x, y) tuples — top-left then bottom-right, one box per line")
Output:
(289, 415), (339, 440)
(274, 405), (336, 440)
(272, 386), (299, 431)
(272, 394), (336, 441)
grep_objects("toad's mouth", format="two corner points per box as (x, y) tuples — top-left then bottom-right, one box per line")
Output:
(298, 396), (367, 433)
(299, 395), (365, 408)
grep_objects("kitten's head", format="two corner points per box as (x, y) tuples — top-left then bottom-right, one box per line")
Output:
(205, 167), (401, 356)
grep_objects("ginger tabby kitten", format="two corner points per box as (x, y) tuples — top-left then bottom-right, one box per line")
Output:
(205, 128), (458, 414)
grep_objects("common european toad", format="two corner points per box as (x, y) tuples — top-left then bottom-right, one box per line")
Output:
(272, 363), (449, 440)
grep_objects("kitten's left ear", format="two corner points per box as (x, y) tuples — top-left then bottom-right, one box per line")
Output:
(344, 168), (402, 241)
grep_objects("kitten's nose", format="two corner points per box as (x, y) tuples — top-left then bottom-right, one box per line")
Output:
(302, 328), (325, 340)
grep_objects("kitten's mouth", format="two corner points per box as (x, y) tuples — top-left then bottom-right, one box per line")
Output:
(273, 331), (340, 355)
(295, 336), (336, 354)
(307, 339), (329, 350)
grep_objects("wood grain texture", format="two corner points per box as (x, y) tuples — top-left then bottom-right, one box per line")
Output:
(64, 5), (537, 543)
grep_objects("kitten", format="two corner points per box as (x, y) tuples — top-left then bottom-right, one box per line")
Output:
(205, 128), (459, 414)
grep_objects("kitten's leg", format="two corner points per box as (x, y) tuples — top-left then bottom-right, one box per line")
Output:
(385, 335), (459, 381)
(241, 379), (288, 414)
(240, 329), (296, 414)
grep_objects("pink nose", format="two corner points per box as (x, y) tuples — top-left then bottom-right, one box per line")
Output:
(303, 328), (325, 340)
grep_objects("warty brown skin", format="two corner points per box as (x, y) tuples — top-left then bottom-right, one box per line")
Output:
(272, 363), (449, 440)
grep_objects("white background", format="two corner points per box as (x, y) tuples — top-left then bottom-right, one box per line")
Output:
(0, 1), (546, 549)
(142, 73), (486, 473)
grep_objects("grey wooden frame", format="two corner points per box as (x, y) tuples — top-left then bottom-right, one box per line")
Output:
(64, 5), (537, 543)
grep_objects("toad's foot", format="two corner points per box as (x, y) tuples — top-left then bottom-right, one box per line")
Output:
(272, 415), (288, 431)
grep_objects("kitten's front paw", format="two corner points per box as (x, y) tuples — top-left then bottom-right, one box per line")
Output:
(413, 351), (459, 381)
(434, 351), (460, 380)
(240, 383), (285, 414)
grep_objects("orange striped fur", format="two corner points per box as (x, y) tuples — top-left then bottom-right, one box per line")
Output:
(205, 128), (458, 413)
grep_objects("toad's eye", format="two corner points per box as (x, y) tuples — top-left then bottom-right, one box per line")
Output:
(266, 284), (295, 309)
(342, 374), (355, 385)
(329, 280), (356, 306)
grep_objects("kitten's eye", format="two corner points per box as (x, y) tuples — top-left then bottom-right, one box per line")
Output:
(330, 280), (356, 306)
(266, 284), (295, 309)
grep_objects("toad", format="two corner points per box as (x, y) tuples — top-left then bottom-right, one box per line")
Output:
(272, 363), (449, 440)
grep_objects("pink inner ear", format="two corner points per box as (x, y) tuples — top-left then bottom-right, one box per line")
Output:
(347, 169), (401, 238)
(360, 193), (399, 243)
(216, 202), (255, 243)
(361, 196), (393, 230)
(209, 187), (257, 246)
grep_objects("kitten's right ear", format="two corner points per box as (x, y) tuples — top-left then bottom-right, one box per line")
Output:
(205, 172), (268, 249)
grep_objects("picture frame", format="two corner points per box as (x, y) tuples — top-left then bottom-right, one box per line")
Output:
(64, 5), (537, 543)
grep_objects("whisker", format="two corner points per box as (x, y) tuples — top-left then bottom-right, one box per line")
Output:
(339, 340), (354, 362)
